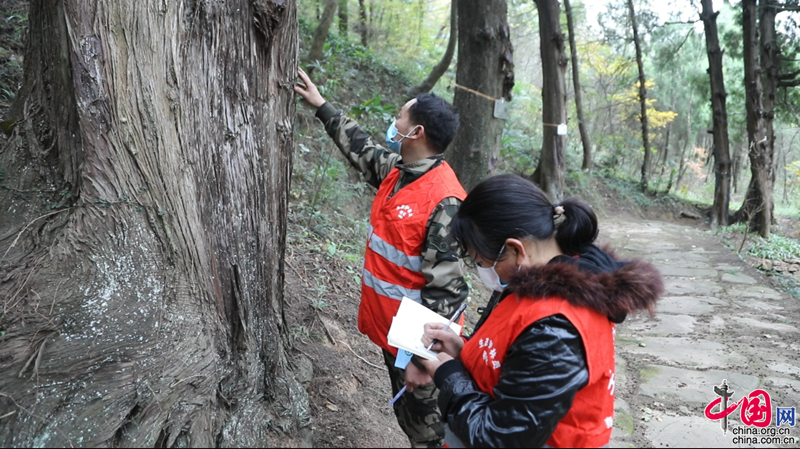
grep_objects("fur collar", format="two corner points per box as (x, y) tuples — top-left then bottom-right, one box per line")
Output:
(507, 248), (663, 321)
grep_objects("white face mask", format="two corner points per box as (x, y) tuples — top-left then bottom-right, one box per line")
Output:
(476, 246), (509, 292)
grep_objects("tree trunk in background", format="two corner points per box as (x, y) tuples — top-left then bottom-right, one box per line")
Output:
(760, 0), (777, 189)
(532, 0), (567, 201)
(0, 1), (305, 446)
(627, 0), (653, 192)
(338, 0), (348, 39)
(700, 0), (732, 227)
(358, 0), (368, 47)
(564, 0), (592, 172)
(408, 0), (458, 97)
(309, 0), (338, 63)
(449, 0), (514, 193)
(737, 0), (771, 238)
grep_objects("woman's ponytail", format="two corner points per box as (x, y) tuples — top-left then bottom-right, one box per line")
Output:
(554, 197), (598, 255)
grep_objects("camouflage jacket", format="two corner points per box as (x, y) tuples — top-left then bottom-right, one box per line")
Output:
(315, 102), (468, 319)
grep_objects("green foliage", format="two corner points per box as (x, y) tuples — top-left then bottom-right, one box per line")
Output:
(497, 82), (542, 175)
(715, 223), (800, 260)
(747, 234), (800, 261)
(597, 168), (653, 209)
(350, 94), (396, 123)
(0, 10), (27, 107)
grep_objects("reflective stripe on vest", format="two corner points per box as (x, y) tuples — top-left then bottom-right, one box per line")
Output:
(358, 162), (467, 353)
(362, 267), (422, 303)
(367, 224), (424, 272)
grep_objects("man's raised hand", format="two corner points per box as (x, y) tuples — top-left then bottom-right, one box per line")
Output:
(294, 68), (326, 109)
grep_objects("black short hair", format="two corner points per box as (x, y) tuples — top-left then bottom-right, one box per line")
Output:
(450, 174), (599, 259)
(407, 93), (459, 153)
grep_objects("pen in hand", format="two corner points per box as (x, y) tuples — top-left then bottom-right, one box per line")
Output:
(425, 302), (468, 352)
(387, 303), (468, 408)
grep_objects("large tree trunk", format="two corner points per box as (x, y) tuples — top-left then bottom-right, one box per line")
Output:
(700, 0), (732, 227)
(531, 0), (567, 201)
(563, 0), (592, 173)
(309, 0), (338, 63)
(408, 0), (458, 97)
(0, 1), (306, 447)
(736, 0), (772, 238)
(448, 0), (514, 193)
(627, 0), (653, 192)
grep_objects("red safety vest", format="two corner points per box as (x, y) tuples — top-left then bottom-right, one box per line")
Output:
(460, 293), (616, 448)
(359, 162), (466, 354)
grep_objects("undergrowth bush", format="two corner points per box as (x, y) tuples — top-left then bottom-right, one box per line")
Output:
(714, 223), (800, 261)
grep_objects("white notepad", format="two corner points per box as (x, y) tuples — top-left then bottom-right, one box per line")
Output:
(387, 297), (462, 361)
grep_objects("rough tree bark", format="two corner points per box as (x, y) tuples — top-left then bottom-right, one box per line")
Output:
(700, 0), (732, 227)
(627, 0), (653, 192)
(408, 0), (457, 97)
(309, 0), (339, 63)
(563, 0), (593, 173)
(737, 0), (772, 238)
(448, 0), (514, 193)
(531, 0), (567, 201)
(0, 1), (306, 447)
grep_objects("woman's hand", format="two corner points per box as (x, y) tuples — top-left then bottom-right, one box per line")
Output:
(294, 68), (326, 108)
(421, 322), (465, 359)
(417, 352), (454, 379)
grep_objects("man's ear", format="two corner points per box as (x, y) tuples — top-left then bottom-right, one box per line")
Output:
(410, 124), (425, 140)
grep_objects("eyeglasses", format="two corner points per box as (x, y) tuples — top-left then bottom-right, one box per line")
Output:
(462, 255), (478, 268)
(462, 246), (505, 269)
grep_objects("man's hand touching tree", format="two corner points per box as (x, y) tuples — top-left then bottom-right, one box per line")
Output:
(294, 68), (326, 108)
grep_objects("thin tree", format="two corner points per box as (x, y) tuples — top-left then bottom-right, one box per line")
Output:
(564, 0), (593, 172)
(0, 0), (305, 445)
(309, 0), (339, 63)
(358, 0), (369, 47)
(448, 0), (514, 192)
(737, 0), (772, 238)
(700, 0), (733, 227)
(531, 0), (568, 201)
(408, 0), (458, 97)
(338, 0), (349, 39)
(627, 0), (653, 192)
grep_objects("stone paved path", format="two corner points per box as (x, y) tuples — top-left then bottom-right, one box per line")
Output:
(602, 219), (800, 448)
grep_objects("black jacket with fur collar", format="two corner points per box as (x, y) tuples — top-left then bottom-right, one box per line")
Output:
(433, 244), (662, 448)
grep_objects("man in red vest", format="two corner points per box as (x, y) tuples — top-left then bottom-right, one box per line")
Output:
(295, 68), (468, 448)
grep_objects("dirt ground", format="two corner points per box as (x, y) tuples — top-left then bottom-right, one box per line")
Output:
(283, 186), (800, 448)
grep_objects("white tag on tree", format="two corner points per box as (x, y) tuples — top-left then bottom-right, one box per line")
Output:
(493, 98), (510, 120)
(557, 123), (567, 135)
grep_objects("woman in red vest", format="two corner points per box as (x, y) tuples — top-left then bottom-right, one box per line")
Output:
(412, 174), (663, 447)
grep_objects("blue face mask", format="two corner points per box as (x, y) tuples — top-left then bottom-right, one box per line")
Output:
(385, 121), (417, 153)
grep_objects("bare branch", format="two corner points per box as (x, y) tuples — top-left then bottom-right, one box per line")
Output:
(663, 19), (701, 26)
(778, 69), (800, 80)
